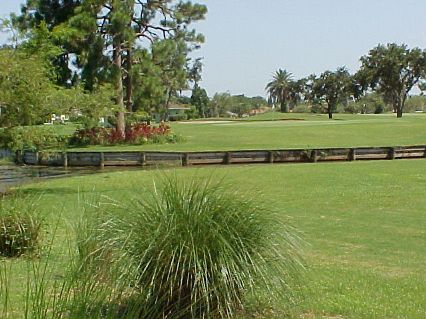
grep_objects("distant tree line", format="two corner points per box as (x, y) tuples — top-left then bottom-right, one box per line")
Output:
(184, 90), (267, 119)
(266, 43), (426, 118)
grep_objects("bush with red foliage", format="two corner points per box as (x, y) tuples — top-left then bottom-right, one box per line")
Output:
(70, 123), (174, 146)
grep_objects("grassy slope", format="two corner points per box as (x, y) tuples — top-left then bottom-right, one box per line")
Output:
(4, 159), (426, 318)
(69, 113), (426, 152)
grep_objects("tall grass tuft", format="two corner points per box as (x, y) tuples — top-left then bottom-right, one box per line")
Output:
(0, 178), (303, 318)
(81, 175), (305, 318)
(0, 193), (43, 258)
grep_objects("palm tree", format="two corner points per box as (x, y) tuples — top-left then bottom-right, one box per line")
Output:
(265, 69), (293, 113)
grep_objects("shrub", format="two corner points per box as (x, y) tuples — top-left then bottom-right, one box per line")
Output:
(0, 194), (42, 257)
(69, 127), (110, 146)
(169, 113), (187, 121)
(125, 111), (152, 126)
(345, 93), (388, 114)
(70, 122), (176, 146)
(293, 104), (311, 113)
(70, 115), (100, 129)
(79, 176), (304, 318)
(0, 126), (70, 151)
(310, 103), (323, 114)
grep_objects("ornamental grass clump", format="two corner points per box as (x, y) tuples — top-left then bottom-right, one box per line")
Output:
(0, 194), (42, 257)
(95, 176), (305, 318)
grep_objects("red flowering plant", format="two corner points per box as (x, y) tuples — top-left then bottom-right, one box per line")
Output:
(70, 122), (175, 146)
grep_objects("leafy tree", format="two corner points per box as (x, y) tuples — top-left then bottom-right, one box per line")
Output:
(0, 47), (115, 128)
(187, 57), (203, 87)
(207, 93), (267, 118)
(288, 79), (305, 110)
(265, 69), (293, 113)
(345, 92), (386, 114)
(359, 43), (426, 118)
(12, 0), (82, 85)
(300, 74), (317, 107)
(191, 84), (209, 118)
(153, 39), (191, 112)
(209, 92), (232, 117)
(0, 18), (21, 48)
(0, 49), (55, 126)
(312, 67), (352, 119)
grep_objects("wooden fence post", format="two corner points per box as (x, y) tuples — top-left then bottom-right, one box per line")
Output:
(35, 151), (40, 165)
(99, 152), (105, 168)
(268, 151), (274, 163)
(349, 148), (356, 161)
(63, 152), (68, 168)
(388, 147), (396, 160)
(140, 152), (146, 166)
(15, 150), (22, 164)
(182, 153), (189, 166)
(225, 152), (232, 164)
(310, 150), (318, 163)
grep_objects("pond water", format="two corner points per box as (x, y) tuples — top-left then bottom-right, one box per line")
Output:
(0, 165), (107, 194)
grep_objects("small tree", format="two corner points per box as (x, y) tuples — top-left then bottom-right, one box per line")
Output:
(288, 79), (305, 110)
(359, 43), (426, 118)
(209, 92), (232, 117)
(312, 67), (352, 119)
(191, 84), (209, 118)
(266, 69), (293, 113)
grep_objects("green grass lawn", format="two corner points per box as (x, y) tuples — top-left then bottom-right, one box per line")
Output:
(2, 159), (426, 318)
(69, 113), (426, 152)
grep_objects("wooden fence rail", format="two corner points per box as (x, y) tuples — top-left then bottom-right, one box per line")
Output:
(16, 145), (426, 168)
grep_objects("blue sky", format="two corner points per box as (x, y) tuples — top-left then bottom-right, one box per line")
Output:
(2, 0), (426, 97)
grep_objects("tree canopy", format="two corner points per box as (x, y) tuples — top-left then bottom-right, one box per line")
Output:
(312, 67), (352, 119)
(265, 69), (294, 113)
(358, 43), (426, 117)
(8, 0), (207, 135)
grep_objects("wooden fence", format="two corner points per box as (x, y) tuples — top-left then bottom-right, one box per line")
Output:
(0, 149), (13, 159)
(15, 145), (426, 168)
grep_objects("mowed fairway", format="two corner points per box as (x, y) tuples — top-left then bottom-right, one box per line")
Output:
(5, 159), (426, 318)
(73, 113), (426, 151)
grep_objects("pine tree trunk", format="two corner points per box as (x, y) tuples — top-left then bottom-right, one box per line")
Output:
(113, 41), (125, 138)
(125, 48), (133, 112)
(165, 89), (172, 120)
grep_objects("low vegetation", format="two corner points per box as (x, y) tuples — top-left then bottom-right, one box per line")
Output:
(0, 122), (181, 151)
(0, 193), (42, 257)
(69, 122), (179, 147)
(0, 126), (71, 151)
(1, 159), (426, 318)
(76, 177), (303, 318)
(0, 176), (303, 318)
